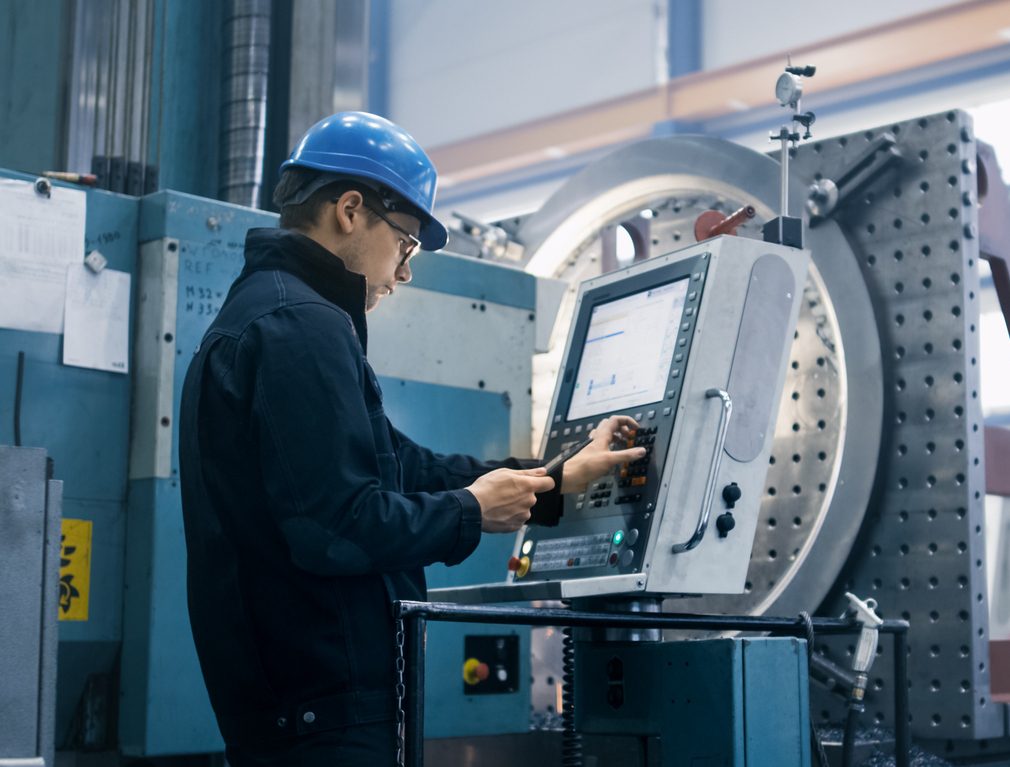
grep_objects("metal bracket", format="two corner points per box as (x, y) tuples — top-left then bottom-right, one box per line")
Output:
(807, 133), (903, 221)
(671, 388), (733, 554)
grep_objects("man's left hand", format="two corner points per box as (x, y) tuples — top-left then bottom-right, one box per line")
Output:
(560, 415), (647, 494)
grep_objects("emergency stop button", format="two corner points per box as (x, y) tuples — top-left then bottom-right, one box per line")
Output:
(463, 657), (491, 686)
(507, 555), (531, 578)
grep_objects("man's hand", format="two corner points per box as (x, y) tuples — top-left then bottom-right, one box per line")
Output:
(468, 467), (556, 533)
(561, 416), (646, 494)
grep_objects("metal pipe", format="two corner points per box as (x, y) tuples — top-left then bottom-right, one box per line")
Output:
(395, 601), (908, 636)
(219, 0), (271, 207)
(405, 614), (426, 767)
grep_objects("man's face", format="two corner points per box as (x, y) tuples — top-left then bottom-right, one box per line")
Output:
(336, 195), (420, 312)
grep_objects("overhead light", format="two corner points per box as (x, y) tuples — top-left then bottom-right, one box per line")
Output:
(544, 146), (568, 159)
(726, 99), (750, 112)
(998, 26), (1010, 41)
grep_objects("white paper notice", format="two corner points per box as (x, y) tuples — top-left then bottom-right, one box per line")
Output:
(0, 179), (87, 333)
(63, 265), (131, 374)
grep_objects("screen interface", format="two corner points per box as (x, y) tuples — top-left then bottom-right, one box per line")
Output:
(566, 278), (690, 421)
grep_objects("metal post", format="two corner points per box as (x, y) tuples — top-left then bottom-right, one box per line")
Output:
(893, 630), (910, 767)
(405, 614), (426, 767)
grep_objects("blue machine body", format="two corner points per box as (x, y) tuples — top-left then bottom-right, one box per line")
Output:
(577, 637), (812, 766)
(0, 173), (536, 754)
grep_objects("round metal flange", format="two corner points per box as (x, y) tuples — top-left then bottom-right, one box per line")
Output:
(516, 136), (884, 618)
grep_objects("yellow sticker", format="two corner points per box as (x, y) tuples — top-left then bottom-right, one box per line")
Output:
(59, 519), (92, 621)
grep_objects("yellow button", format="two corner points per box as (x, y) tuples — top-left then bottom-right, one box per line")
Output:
(515, 556), (531, 578)
(463, 657), (490, 685)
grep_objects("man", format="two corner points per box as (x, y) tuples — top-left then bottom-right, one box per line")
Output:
(179, 112), (644, 765)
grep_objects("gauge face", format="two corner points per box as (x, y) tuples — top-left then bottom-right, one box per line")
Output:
(775, 73), (802, 106)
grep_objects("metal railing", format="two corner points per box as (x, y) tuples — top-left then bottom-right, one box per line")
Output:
(393, 600), (911, 767)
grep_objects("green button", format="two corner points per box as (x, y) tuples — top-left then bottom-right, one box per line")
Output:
(612, 530), (625, 546)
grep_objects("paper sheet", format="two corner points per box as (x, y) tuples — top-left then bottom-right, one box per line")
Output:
(62, 265), (131, 374)
(0, 178), (86, 333)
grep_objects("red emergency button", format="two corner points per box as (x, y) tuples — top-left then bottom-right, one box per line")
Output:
(463, 657), (490, 686)
(508, 555), (531, 578)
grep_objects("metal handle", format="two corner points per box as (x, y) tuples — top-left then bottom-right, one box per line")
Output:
(671, 388), (733, 554)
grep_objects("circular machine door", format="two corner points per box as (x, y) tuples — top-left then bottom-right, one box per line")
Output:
(516, 135), (884, 618)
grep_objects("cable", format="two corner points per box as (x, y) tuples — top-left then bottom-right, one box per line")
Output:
(798, 611), (830, 767)
(561, 625), (583, 767)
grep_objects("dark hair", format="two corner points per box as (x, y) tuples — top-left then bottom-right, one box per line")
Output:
(272, 168), (382, 231)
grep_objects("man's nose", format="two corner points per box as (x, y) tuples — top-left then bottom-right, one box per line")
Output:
(396, 260), (412, 284)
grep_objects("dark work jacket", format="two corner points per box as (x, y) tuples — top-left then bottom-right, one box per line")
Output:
(178, 228), (561, 746)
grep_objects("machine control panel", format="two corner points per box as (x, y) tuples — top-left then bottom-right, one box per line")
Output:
(431, 236), (809, 602)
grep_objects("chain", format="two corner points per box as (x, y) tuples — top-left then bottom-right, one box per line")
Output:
(394, 615), (407, 767)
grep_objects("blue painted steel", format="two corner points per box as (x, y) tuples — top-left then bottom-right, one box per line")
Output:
(366, 0), (390, 117)
(577, 637), (809, 766)
(407, 250), (536, 311)
(0, 177), (532, 752)
(0, 0), (72, 175)
(0, 170), (137, 745)
(742, 638), (811, 766)
(381, 378), (530, 737)
(667, 0), (701, 79)
(145, 0), (225, 198)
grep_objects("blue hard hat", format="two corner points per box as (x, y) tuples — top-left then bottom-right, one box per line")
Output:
(280, 112), (448, 251)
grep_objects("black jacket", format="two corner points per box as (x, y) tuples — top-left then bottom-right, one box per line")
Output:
(179, 228), (559, 745)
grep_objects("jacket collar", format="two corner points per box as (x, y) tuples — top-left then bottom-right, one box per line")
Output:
(241, 227), (369, 352)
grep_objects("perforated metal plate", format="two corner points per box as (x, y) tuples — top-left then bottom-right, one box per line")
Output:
(789, 111), (999, 741)
(519, 137), (882, 619)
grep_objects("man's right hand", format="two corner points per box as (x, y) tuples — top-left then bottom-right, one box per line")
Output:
(467, 467), (556, 533)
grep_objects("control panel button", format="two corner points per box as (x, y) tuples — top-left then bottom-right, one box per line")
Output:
(507, 555), (531, 578)
(647, 410), (656, 420)
(619, 549), (634, 567)
(663, 406), (672, 416)
(625, 528), (639, 546)
(612, 530), (625, 546)
(463, 657), (491, 686)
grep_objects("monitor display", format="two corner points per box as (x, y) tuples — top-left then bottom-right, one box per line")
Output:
(567, 279), (690, 421)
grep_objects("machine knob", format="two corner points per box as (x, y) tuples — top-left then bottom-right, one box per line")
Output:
(722, 482), (742, 509)
(716, 511), (736, 538)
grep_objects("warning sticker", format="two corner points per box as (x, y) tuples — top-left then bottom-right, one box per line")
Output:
(59, 519), (92, 621)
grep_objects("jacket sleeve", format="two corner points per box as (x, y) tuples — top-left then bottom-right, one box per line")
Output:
(247, 302), (482, 577)
(391, 426), (564, 525)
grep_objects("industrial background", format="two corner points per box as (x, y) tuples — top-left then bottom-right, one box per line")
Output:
(2, 1), (1010, 766)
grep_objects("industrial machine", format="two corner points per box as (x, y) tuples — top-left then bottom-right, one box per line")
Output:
(428, 103), (1009, 765)
(437, 234), (808, 601)
(2, 84), (1009, 765)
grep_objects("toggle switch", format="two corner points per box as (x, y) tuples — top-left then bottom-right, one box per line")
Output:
(722, 482), (742, 509)
(716, 511), (736, 538)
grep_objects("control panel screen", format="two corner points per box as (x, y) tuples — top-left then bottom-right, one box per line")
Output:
(566, 279), (690, 421)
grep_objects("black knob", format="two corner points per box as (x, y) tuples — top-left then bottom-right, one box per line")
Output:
(716, 511), (736, 538)
(722, 482), (742, 509)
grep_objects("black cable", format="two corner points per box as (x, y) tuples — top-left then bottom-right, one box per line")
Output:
(798, 611), (831, 767)
(14, 350), (25, 446)
(561, 625), (583, 767)
(841, 705), (860, 767)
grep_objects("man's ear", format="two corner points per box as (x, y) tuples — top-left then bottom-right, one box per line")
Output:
(333, 189), (366, 235)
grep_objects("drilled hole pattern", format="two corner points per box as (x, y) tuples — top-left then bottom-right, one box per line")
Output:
(793, 111), (989, 740)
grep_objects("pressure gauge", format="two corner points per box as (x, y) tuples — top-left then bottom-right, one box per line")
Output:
(775, 73), (802, 107)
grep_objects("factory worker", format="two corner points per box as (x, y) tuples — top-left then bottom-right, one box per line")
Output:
(178, 111), (645, 766)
